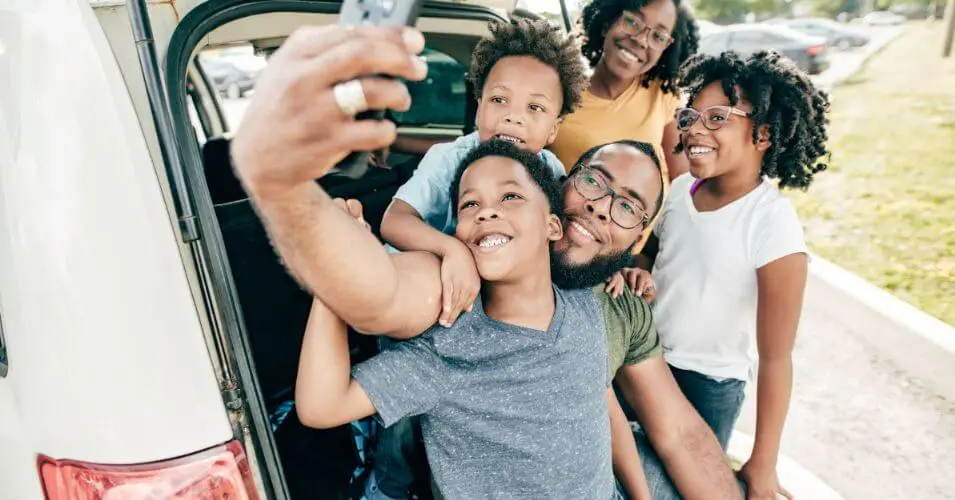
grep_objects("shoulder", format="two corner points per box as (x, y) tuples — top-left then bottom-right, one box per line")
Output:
(540, 149), (569, 177)
(750, 183), (803, 229)
(593, 286), (652, 330)
(419, 132), (480, 168)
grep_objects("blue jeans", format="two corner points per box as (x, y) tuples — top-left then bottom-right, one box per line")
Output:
(619, 364), (747, 499)
(364, 416), (424, 500)
(669, 364), (746, 450)
(633, 430), (748, 500)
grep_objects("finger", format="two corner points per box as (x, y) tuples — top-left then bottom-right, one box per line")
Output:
(311, 34), (428, 88)
(332, 198), (348, 211)
(345, 198), (365, 219)
(440, 279), (454, 327)
(779, 486), (794, 500)
(626, 271), (639, 292)
(324, 120), (399, 161)
(324, 77), (413, 120)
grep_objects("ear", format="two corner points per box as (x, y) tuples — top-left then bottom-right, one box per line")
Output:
(545, 117), (563, 146)
(756, 124), (772, 151)
(546, 214), (564, 242)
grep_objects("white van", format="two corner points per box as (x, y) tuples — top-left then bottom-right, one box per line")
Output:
(0, 0), (517, 497)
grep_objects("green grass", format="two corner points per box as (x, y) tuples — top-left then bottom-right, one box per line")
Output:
(789, 22), (955, 326)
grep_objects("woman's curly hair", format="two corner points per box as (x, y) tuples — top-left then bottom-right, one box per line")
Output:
(678, 50), (831, 190)
(469, 19), (590, 117)
(579, 0), (699, 94)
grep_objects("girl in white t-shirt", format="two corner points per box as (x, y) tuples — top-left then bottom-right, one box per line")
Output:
(622, 50), (830, 499)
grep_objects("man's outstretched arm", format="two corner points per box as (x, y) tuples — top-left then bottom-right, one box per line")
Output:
(228, 24), (437, 334)
(617, 356), (743, 500)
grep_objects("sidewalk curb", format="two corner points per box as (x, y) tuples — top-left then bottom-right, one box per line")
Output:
(808, 255), (955, 402)
(803, 23), (955, 403)
(727, 430), (844, 500)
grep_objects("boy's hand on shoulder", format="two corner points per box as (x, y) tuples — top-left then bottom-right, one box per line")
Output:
(604, 267), (656, 302)
(437, 241), (480, 327)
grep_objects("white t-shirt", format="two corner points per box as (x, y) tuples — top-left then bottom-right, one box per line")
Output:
(651, 174), (808, 382)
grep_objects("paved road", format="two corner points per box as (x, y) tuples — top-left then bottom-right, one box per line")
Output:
(735, 276), (955, 500)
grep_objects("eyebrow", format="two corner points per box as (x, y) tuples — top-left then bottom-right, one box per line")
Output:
(590, 163), (649, 209)
(626, 10), (672, 31)
(459, 179), (525, 199)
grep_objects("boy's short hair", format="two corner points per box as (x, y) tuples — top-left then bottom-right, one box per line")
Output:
(569, 139), (664, 219)
(451, 139), (564, 219)
(677, 50), (831, 190)
(469, 19), (589, 117)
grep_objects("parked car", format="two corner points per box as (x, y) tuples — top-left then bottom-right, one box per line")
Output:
(698, 24), (830, 75)
(200, 57), (261, 99)
(765, 17), (870, 50)
(862, 11), (906, 25)
(697, 19), (722, 37)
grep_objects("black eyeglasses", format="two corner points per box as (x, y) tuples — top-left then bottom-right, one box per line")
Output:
(675, 106), (750, 131)
(572, 168), (650, 230)
(618, 13), (674, 51)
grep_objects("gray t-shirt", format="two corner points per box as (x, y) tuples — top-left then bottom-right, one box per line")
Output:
(352, 286), (614, 499)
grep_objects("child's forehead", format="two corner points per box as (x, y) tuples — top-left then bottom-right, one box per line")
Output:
(460, 157), (535, 192)
(693, 81), (747, 107)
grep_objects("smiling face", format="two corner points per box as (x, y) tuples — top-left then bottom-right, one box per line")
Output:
(455, 155), (563, 283)
(680, 82), (768, 181)
(600, 0), (677, 82)
(475, 56), (564, 153)
(553, 143), (663, 269)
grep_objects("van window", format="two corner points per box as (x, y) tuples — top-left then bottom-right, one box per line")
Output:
(389, 48), (467, 128)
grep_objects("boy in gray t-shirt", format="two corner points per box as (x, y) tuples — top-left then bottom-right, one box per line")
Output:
(295, 140), (619, 499)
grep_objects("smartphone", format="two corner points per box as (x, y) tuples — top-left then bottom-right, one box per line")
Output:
(331, 0), (425, 179)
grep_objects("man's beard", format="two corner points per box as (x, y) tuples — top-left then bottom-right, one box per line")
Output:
(550, 243), (636, 290)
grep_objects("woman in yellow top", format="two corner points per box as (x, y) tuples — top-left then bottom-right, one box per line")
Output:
(549, 0), (699, 251)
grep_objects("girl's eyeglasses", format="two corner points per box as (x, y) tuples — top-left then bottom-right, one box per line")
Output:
(572, 168), (651, 230)
(675, 106), (750, 131)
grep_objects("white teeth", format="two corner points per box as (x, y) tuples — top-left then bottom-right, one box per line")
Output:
(688, 146), (714, 156)
(478, 234), (511, 248)
(617, 45), (641, 63)
(496, 134), (523, 144)
(571, 221), (595, 241)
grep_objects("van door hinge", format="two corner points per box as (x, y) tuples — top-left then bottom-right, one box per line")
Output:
(222, 385), (244, 411)
(179, 215), (200, 242)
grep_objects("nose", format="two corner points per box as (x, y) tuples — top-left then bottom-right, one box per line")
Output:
(503, 113), (525, 126)
(584, 195), (613, 223)
(476, 206), (501, 222)
(632, 28), (650, 49)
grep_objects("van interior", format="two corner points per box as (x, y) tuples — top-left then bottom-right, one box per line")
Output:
(161, 1), (539, 498)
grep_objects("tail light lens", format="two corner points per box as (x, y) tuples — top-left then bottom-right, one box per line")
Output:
(37, 440), (259, 500)
(807, 45), (825, 56)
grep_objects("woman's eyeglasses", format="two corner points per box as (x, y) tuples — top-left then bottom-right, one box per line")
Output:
(618, 13), (674, 51)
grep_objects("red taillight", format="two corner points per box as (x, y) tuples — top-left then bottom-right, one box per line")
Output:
(807, 45), (825, 56)
(37, 440), (259, 500)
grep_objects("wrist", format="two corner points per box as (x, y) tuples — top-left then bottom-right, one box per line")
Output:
(747, 448), (778, 468)
(437, 237), (466, 258)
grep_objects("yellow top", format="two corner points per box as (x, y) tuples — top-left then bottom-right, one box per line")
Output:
(549, 78), (683, 253)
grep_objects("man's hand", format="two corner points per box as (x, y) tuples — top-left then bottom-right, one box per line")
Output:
(231, 25), (427, 197)
(333, 198), (371, 233)
(738, 458), (792, 500)
(604, 267), (656, 302)
(437, 241), (480, 327)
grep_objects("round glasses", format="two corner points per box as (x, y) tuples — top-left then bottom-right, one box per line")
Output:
(573, 168), (650, 230)
(675, 106), (750, 131)
(618, 13), (674, 51)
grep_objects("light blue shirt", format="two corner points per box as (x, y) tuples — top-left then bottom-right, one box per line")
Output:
(394, 131), (567, 236)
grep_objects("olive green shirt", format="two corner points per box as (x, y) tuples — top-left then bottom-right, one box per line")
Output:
(593, 285), (661, 374)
